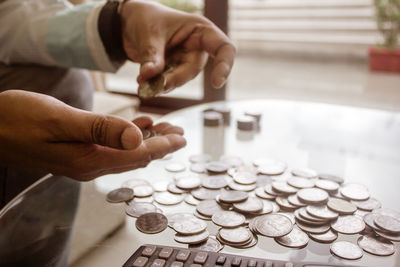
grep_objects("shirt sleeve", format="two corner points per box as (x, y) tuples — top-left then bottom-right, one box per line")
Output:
(0, 0), (124, 72)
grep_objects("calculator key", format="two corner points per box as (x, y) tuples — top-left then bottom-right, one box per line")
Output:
(248, 259), (257, 267)
(171, 262), (183, 267)
(284, 263), (293, 267)
(194, 251), (208, 264)
(216, 255), (226, 264)
(150, 259), (166, 267)
(142, 245), (157, 257)
(176, 249), (191, 261)
(231, 257), (241, 266)
(159, 247), (174, 259)
(132, 256), (148, 267)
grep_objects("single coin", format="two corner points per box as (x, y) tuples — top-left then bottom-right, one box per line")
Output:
(189, 154), (212, 164)
(131, 196), (154, 204)
(203, 111), (223, 126)
(327, 198), (357, 215)
(255, 187), (276, 200)
(165, 162), (186, 172)
(363, 212), (381, 231)
(294, 209), (329, 226)
(275, 227), (309, 248)
(173, 217), (207, 235)
(138, 74), (165, 99)
(202, 175), (228, 189)
(175, 230), (210, 244)
(351, 198), (381, 211)
(152, 181), (169, 192)
(309, 229), (338, 243)
(219, 227), (252, 244)
(189, 236), (224, 252)
(136, 212), (168, 234)
(167, 182), (186, 194)
(256, 214), (293, 237)
(287, 194), (306, 207)
(184, 194), (200, 206)
(220, 155), (244, 168)
(276, 197), (297, 211)
(264, 184), (285, 196)
(219, 189), (248, 203)
(315, 179), (339, 193)
(277, 212), (296, 224)
(190, 163), (206, 173)
(306, 205), (338, 220)
(256, 175), (273, 187)
(374, 228), (400, 242)
(255, 200), (274, 215)
(194, 209), (212, 221)
(331, 216), (365, 234)
(133, 185), (154, 197)
(228, 181), (256, 192)
(357, 234), (395, 256)
(126, 202), (157, 218)
(154, 191), (184, 205)
(175, 175), (201, 190)
(166, 212), (196, 228)
(206, 161), (229, 174)
(212, 211), (245, 228)
(141, 128), (155, 140)
(197, 200), (225, 217)
(233, 197), (263, 213)
(330, 241), (363, 260)
(318, 173), (344, 184)
(374, 208), (400, 222)
(106, 188), (134, 203)
(121, 178), (150, 189)
(291, 168), (318, 179)
(374, 215), (400, 233)
(297, 188), (328, 204)
(340, 184), (370, 201)
(233, 171), (257, 185)
(253, 159), (287, 176)
(295, 220), (331, 234)
(287, 177), (315, 189)
(237, 115), (257, 131)
(272, 181), (298, 194)
(298, 208), (329, 222)
(191, 187), (221, 200)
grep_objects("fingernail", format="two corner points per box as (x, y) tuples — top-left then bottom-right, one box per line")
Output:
(121, 127), (142, 150)
(214, 77), (226, 89)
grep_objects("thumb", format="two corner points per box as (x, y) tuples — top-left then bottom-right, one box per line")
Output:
(67, 110), (143, 150)
(137, 37), (166, 83)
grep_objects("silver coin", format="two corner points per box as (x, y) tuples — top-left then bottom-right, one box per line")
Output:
(219, 189), (248, 203)
(190, 163), (206, 173)
(255, 200), (274, 215)
(228, 181), (256, 192)
(202, 175), (228, 189)
(189, 236), (224, 252)
(306, 205), (338, 220)
(309, 229), (338, 243)
(233, 197), (263, 213)
(295, 220), (331, 234)
(231, 234), (258, 249)
(133, 185), (154, 197)
(256, 214), (293, 237)
(141, 128), (155, 140)
(219, 227), (252, 244)
(184, 194), (200, 206)
(212, 211), (246, 228)
(175, 175), (201, 190)
(126, 202), (157, 218)
(294, 209), (329, 226)
(197, 199), (225, 217)
(318, 173), (344, 184)
(136, 212), (168, 234)
(275, 196), (297, 211)
(154, 191), (184, 205)
(363, 212), (381, 231)
(233, 171), (257, 185)
(220, 155), (244, 168)
(331, 216), (365, 234)
(374, 215), (400, 233)
(264, 184), (285, 197)
(291, 168), (318, 179)
(175, 230), (210, 244)
(315, 179), (339, 193)
(287, 194), (306, 207)
(340, 184), (369, 201)
(131, 196), (154, 203)
(357, 234), (395, 256)
(351, 198), (381, 211)
(152, 181), (169, 192)
(255, 187), (276, 200)
(173, 217), (207, 235)
(189, 154), (212, 164)
(166, 213), (196, 228)
(167, 182), (186, 194)
(297, 188), (328, 204)
(272, 181), (298, 194)
(138, 74), (165, 99)
(121, 178), (150, 189)
(330, 241), (363, 260)
(374, 208), (400, 222)
(287, 177), (315, 189)
(277, 212), (296, 224)
(275, 227), (309, 248)
(194, 209), (212, 221)
(106, 188), (134, 203)
(206, 161), (229, 174)
(374, 228), (400, 242)
(191, 187), (221, 200)
(253, 159), (287, 175)
(298, 208), (329, 223)
(165, 162), (186, 172)
(256, 175), (273, 187)
(327, 198), (356, 215)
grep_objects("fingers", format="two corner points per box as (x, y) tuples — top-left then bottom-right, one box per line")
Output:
(137, 37), (166, 84)
(133, 116), (154, 129)
(151, 122), (184, 135)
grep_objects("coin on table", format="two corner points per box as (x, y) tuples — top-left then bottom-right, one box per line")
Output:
(175, 175), (201, 190)
(202, 175), (228, 189)
(191, 187), (221, 200)
(253, 159), (287, 175)
(184, 194), (200, 206)
(106, 188), (134, 203)
(318, 173), (344, 184)
(167, 182), (186, 194)
(219, 227), (252, 244)
(235, 234), (258, 249)
(287, 177), (315, 189)
(233, 197), (263, 213)
(228, 181), (256, 192)
(206, 161), (229, 174)
(126, 202), (157, 218)
(331, 215), (365, 234)
(272, 181), (298, 194)
(330, 241), (363, 260)
(152, 181), (170, 192)
(256, 214), (293, 237)
(298, 208), (329, 223)
(287, 194), (306, 207)
(264, 184), (284, 197)
(373, 208), (400, 222)
(189, 154), (212, 164)
(306, 205), (338, 220)
(297, 188), (328, 204)
(327, 198), (356, 215)
(165, 162), (186, 172)
(295, 220), (331, 234)
(212, 211), (246, 228)
(121, 178), (150, 189)
(190, 163), (206, 173)
(363, 212), (380, 230)
(197, 199), (225, 217)
(131, 196), (154, 204)
(357, 234), (395, 256)
(255, 187), (276, 200)
(374, 228), (400, 242)
(175, 230), (210, 244)
(340, 184), (369, 201)
(219, 189), (248, 203)
(189, 236), (224, 252)
(233, 171), (257, 185)
(374, 215), (400, 233)
(194, 210), (212, 221)
(173, 217), (207, 235)
(275, 227), (309, 248)
(276, 197), (297, 211)
(291, 168), (318, 179)
(166, 212), (196, 228)
(136, 212), (168, 234)
(315, 179), (339, 193)
(277, 212), (296, 224)
(133, 185), (154, 197)
(309, 229), (338, 243)
(256, 200), (274, 215)
(154, 191), (184, 205)
(351, 198), (381, 211)
(220, 155), (244, 168)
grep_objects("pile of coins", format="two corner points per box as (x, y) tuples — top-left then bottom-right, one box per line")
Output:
(107, 154), (399, 260)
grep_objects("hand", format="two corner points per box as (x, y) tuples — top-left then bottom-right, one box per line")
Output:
(120, 0), (236, 91)
(0, 90), (186, 181)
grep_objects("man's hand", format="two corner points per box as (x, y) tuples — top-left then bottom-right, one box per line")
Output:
(120, 0), (236, 92)
(0, 90), (186, 181)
